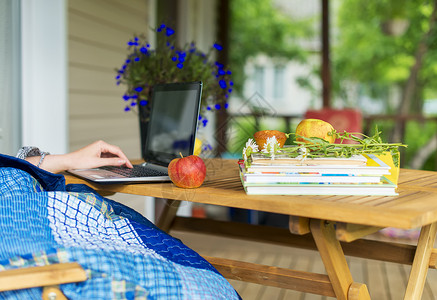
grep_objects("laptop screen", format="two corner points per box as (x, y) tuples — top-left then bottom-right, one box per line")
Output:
(143, 81), (202, 166)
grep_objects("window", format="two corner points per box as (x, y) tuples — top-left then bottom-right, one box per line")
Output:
(273, 65), (285, 99)
(254, 66), (265, 96)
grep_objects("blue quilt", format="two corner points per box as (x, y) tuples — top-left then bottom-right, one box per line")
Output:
(0, 154), (240, 299)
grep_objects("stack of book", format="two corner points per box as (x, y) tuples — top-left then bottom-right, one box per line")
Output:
(239, 153), (397, 196)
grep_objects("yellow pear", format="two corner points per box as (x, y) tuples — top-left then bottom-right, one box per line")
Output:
(295, 119), (335, 143)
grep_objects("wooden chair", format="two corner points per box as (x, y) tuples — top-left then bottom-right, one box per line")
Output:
(0, 263), (87, 300)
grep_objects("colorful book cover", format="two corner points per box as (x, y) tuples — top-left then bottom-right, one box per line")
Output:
(240, 176), (397, 196)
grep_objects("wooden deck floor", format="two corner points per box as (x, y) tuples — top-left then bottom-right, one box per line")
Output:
(171, 230), (437, 300)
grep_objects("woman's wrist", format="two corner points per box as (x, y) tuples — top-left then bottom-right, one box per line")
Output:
(25, 154), (71, 173)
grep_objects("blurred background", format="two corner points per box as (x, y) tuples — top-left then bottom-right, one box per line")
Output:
(2, 0), (437, 170)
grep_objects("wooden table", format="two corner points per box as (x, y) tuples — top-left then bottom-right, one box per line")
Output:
(65, 159), (437, 300)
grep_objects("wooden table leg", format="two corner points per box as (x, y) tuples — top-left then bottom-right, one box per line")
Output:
(404, 222), (437, 300)
(156, 199), (181, 232)
(310, 219), (370, 300)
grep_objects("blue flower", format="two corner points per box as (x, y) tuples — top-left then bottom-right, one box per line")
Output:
(198, 115), (202, 120)
(202, 119), (208, 126)
(157, 24), (166, 32)
(134, 57), (140, 62)
(177, 63), (184, 69)
(131, 95), (138, 99)
(115, 75), (121, 80)
(179, 57), (185, 63)
(207, 106), (211, 111)
(125, 59), (131, 64)
(215, 104), (221, 110)
(224, 103), (229, 109)
(213, 43), (223, 51)
(218, 69), (225, 75)
(140, 100), (148, 106)
(140, 47), (147, 53)
(228, 88), (233, 93)
(215, 62), (224, 69)
(166, 27), (175, 36)
(124, 106), (131, 112)
(219, 80), (227, 89)
(230, 81), (234, 86)
(172, 57), (177, 62)
(227, 70), (232, 75)
(130, 101), (137, 106)
(123, 95), (130, 101)
(135, 86), (143, 92)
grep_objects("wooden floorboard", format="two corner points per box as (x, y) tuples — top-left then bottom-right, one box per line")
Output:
(171, 230), (437, 300)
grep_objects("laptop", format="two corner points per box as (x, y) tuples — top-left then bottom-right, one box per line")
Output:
(68, 81), (203, 183)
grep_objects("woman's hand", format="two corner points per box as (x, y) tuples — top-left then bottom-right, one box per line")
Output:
(66, 140), (133, 170)
(26, 140), (133, 173)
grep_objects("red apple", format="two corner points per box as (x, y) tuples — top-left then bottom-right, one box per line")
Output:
(168, 155), (206, 188)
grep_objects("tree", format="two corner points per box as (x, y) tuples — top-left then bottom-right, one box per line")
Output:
(229, 0), (315, 94)
(333, 0), (437, 118)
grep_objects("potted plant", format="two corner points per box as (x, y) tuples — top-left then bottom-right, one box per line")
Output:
(115, 23), (233, 130)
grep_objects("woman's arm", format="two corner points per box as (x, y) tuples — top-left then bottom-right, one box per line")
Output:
(24, 140), (133, 173)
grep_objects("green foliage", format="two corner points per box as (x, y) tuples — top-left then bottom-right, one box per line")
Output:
(403, 121), (437, 170)
(284, 129), (405, 162)
(362, 120), (437, 170)
(226, 117), (258, 154)
(229, 0), (315, 93)
(333, 0), (437, 111)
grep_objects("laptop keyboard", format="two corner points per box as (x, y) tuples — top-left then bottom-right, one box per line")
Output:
(100, 166), (167, 178)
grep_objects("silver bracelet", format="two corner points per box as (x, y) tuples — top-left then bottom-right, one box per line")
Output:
(37, 152), (49, 168)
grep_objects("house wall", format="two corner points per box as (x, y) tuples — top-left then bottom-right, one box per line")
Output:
(68, 0), (155, 158)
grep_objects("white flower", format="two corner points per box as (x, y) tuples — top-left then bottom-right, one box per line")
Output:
(242, 138), (259, 161)
(299, 147), (308, 157)
(245, 139), (259, 152)
(262, 136), (280, 159)
(297, 147), (309, 161)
